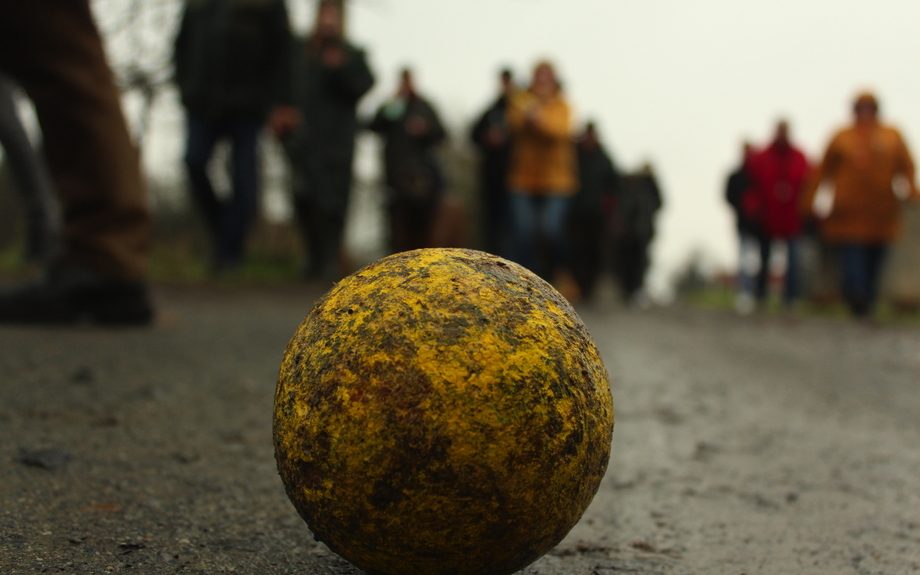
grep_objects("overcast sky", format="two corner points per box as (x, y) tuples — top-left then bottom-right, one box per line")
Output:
(111, 0), (920, 292)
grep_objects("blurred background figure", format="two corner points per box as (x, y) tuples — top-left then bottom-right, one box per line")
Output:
(802, 92), (919, 318)
(173, 0), (291, 272)
(613, 163), (662, 308)
(269, 0), (374, 282)
(569, 121), (621, 301)
(507, 60), (579, 303)
(0, 0), (152, 325)
(0, 71), (58, 263)
(470, 67), (515, 258)
(369, 68), (448, 254)
(725, 141), (758, 314)
(745, 120), (810, 310)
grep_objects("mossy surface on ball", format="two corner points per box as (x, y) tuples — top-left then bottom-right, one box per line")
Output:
(273, 248), (614, 575)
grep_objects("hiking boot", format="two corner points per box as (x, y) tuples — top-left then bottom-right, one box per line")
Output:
(0, 262), (154, 326)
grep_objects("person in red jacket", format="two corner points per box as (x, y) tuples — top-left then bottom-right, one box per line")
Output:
(745, 120), (810, 308)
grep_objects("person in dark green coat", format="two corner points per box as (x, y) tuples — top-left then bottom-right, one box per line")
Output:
(270, 0), (374, 281)
(569, 121), (621, 300)
(173, 0), (291, 271)
(368, 68), (447, 255)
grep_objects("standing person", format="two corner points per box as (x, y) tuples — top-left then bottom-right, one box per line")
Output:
(0, 0), (153, 325)
(173, 0), (291, 272)
(269, 0), (374, 281)
(506, 60), (579, 302)
(725, 141), (759, 314)
(0, 71), (58, 262)
(369, 68), (447, 254)
(569, 121), (621, 301)
(614, 163), (662, 308)
(470, 68), (515, 258)
(802, 92), (919, 317)
(746, 121), (811, 309)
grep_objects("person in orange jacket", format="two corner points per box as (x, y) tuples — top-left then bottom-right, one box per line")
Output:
(506, 60), (580, 302)
(802, 92), (919, 316)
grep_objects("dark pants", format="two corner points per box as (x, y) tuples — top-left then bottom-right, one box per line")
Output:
(0, 0), (149, 280)
(292, 195), (346, 280)
(287, 150), (354, 280)
(568, 208), (605, 300)
(755, 237), (801, 305)
(479, 183), (510, 258)
(838, 243), (888, 316)
(183, 111), (262, 269)
(617, 235), (651, 301)
(389, 195), (440, 255)
(510, 193), (571, 278)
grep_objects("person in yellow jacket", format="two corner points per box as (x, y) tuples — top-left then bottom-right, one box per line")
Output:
(506, 60), (580, 302)
(802, 92), (920, 316)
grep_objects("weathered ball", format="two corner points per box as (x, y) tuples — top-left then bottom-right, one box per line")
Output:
(273, 248), (614, 575)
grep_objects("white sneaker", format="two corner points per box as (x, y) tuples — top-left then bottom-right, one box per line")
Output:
(734, 292), (755, 316)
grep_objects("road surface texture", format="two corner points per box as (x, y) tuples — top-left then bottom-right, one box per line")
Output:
(2, 284), (919, 574)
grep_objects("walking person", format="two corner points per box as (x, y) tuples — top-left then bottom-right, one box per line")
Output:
(746, 121), (810, 309)
(570, 121), (621, 301)
(725, 141), (759, 314)
(506, 60), (580, 302)
(614, 163), (662, 308)
(173, 0), (291, 272)
(369, 68), (448, 254)
(470, 68), (515, 258)
(802, 92), (919, 317)
(270, 0), (374, 281)
(0, 0), (153, 325)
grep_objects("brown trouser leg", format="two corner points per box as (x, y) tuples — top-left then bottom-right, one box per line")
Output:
(0, 0), (150, 280)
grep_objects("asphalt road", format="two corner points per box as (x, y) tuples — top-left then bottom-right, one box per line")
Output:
(1, 284), (919, 574)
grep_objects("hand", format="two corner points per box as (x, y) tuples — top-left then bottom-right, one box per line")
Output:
(321, 45), (346, 68)
(267, 105), (301, 137)
(525, 106), (541, 130)
(484, 127), (507, 148)
(405, 115), (429, 137)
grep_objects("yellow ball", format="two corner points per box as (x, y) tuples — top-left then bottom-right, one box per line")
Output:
(273, 248), (614, 575)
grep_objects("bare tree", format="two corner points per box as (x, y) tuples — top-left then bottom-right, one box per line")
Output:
(92, 0), (182, 147)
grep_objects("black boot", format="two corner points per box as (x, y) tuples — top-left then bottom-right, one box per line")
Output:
(0, 261), (154, 326)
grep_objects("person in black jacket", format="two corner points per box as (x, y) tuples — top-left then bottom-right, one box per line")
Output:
(369, 69), (447, 254)
(724, 141), (759, 314)
(470, 68), (515, 258)
(173, 0), (291, 272)
(569, 121), (621, 301)
(269, 0), (374, 281)
(614, 163), (662, 307)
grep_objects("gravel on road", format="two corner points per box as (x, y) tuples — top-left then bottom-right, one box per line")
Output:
(2, 285), (919, 574)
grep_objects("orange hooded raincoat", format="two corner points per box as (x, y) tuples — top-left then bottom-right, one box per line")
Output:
(802, 122), (919, 244)
(506, 90), (577, 196)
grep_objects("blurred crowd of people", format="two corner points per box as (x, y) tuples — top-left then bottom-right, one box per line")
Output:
(470, 64), (662, 306)
(16, 0), (915, 325)
(167, 0), (666, 307)
(0, 0), (664, 325)
(726, 93), (919, 318)
(168, 0), (665, 305)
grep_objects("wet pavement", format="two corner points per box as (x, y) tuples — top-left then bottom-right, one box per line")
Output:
(2, 284), (919, 574)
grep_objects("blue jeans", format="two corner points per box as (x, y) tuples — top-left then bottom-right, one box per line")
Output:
(509, 193), (571, 278)
(183, 111), (262, 268)
(756, 236), (801, 305)
(838, 243), (888, 316)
